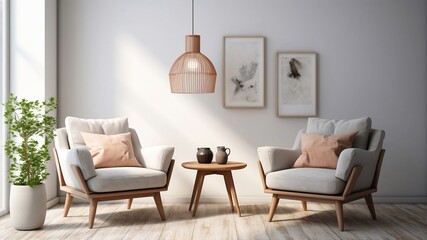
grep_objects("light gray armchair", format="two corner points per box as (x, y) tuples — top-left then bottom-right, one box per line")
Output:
(258, 117), (385, 231)
(53, 117), (175, 228)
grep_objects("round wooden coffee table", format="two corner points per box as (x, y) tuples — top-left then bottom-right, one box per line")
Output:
(182, 161), (247, 217)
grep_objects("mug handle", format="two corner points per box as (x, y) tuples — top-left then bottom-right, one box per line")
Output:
(225, 148), (231, 156)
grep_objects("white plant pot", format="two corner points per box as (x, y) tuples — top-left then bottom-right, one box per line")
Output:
(10, 183), (47, 230)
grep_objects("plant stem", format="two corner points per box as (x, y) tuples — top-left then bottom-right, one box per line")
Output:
(23, 137), (31, 184)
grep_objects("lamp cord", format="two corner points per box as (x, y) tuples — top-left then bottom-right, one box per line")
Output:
(192, 0), (194, 35)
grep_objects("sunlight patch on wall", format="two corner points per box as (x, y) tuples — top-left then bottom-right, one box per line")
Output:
(114, 33), (260, 197)
(114, 33), (250, 147)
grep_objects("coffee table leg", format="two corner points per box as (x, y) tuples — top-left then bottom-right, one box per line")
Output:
(225, 171), (241, 216)
(193, 172), (205, 217)
(189, 171), (202, 211)
(223, 173), (234, 212)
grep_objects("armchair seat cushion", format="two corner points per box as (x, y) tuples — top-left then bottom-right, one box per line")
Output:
(86, 167), (167, 193)
(266, 168), (346, 195)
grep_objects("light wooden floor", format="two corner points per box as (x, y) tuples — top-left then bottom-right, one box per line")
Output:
(0, 202), (426, 239)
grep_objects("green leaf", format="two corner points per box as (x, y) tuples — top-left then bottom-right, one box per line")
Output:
(3, 93), (57, 185)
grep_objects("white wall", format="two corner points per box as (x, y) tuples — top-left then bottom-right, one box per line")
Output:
(10, 0), (57, 206)
(58, 0), (427, 203)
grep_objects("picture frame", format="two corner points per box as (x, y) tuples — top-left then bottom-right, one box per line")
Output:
(277, 52), (317, 117)
(223, 36), (265, 108)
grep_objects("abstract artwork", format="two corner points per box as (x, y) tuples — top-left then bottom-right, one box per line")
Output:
(224, 37), (265, 108)
(277, 52), (317, 117)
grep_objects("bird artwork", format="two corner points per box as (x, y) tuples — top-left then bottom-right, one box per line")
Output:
(283, 56), (312, 105)
(231, 77), (244, 94)
(231, 62), (258, 94)
(229, 61), (259, 102)
(288, 58), (302, 79)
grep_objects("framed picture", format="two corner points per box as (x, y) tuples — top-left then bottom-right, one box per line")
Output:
(223, 36), (265, 108)
(277, 52), (317, 117)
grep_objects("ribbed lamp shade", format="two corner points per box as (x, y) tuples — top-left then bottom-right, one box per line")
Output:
(169, 35), (217, 93)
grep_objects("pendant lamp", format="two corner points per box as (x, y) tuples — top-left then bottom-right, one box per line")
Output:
(169, 0), (217, 93)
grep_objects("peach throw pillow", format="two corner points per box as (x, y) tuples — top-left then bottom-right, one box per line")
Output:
(81, 132), (141, 168)
(293, 131), (358, 169)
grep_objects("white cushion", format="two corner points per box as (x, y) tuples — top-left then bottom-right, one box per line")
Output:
(129, 128), (143, 164)
(335, 118), (372, 149)
(140, 146), (175, 173)
(86, 167), (167, 193)
(54, 128), (70, 150)
(307, 117), (372, 149)
(65, 116), (129, 148)
(266, 168), (346, 195)
(57, 148), (97, 190)
(257, 146), (300, 174)
(306, 118), (335, 135)
(64, 117), (145, 164)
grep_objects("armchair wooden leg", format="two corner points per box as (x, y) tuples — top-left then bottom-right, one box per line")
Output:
(153, 192), (166, 221)
(64, 193), (74, 217)
(365, 194), (377, 220)
(127, 198), (133, 210)
(335, 201), (344, 231)
(268, 194), (279, 222)
(301, 201), (307, 211)
(89, 199), (98, 229)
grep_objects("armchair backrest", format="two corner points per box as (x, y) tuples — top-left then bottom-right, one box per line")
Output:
(59, 117), (145, 165)
(293, 128), (384, 153)
(54, 127), (144, 165)
(292, 117), (374, 150)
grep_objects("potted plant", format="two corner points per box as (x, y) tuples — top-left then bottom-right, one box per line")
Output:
(4, 94), (56, 230)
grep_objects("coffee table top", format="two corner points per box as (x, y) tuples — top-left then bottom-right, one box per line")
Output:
(182, 161), (247, 171)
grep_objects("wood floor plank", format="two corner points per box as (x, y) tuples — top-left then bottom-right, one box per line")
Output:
(88, 203), (141, 239)
(417, 204), (427, 211)
(395, 204), (427, 225)
(192, 204), (237, 240)
(0, 217), (13, 238)
(158, 204), (196, 240)
(314, 203), (361, 239)
(216, 204), (238, 239)
(291, 203), (341, 240)
(0, 211), (18, 237)
(0, 211), (13, 226)
(256, 203), (307, 240)
(354, 203), (420, 240)
(0, 204), (65, 240)
(0, 203), (426, 239)
(318, 203), (397, 239)
(122, 204), (170, 240)
(233, 204), (269, 240)
(61, 202), (122, 240)
(25, 204), (89, 240)
(376, 204), (427, 239)
(344, 204), (399, 239)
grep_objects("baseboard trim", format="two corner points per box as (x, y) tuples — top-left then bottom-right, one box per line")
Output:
(57, 196), (427, 204)
(370, 196), (427, 203)
(47, 197), (59, 208)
